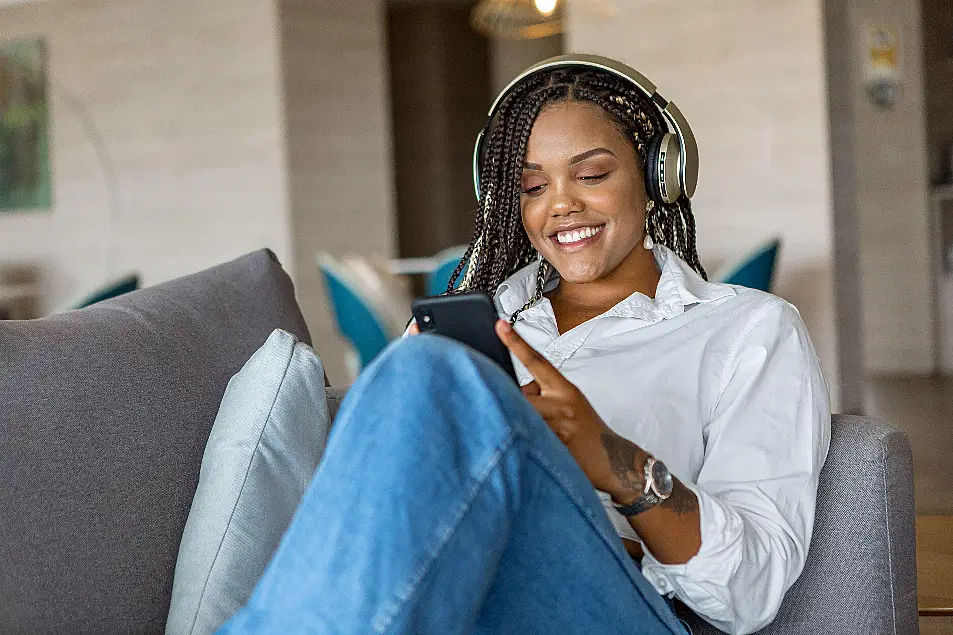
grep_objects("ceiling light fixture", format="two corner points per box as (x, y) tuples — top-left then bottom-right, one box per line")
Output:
(470, 0), (564, 40)
(535, 0), (558, 17)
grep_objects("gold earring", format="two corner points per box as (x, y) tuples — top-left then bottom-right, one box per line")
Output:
(644, 201), (655, 250)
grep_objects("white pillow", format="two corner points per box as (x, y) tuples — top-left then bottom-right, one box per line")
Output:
(165, 329), (333, 635)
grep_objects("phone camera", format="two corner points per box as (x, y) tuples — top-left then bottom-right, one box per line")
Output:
(420, 310), (435, 330)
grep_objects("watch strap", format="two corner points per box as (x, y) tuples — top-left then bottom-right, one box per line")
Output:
(613, 491), (662, 517)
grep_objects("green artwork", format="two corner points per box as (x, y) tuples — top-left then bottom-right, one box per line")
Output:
(0, 38), (51, 211)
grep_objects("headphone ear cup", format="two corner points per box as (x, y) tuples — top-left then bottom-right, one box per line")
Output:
(644, 134), (664, 204)
(645, 133), (683, 205)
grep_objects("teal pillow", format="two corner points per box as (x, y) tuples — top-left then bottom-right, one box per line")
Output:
(166, 329), (333, 635)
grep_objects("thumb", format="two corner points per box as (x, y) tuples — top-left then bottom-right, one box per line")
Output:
(521, 380), (541, 397)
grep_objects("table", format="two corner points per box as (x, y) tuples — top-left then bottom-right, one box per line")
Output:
(917, 515), (953, 617)
(387, 257), (439, 276)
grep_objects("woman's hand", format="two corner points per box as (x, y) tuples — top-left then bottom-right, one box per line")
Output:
(497, 319), (700, 564)
(495, 320), (646, 500)
(407, 321), (420, 335)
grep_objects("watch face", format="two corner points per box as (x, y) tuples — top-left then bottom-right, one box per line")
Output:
(652, 461), (674, 497)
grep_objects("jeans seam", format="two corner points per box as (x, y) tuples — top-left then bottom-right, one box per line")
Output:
(524, 443), (686, 635)
(374, 433), (516, 635)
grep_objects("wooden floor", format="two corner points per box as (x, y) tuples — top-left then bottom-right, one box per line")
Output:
(864, 378), (953, 631)
(918, 517), (953, 618)
(922, 617), (953, 635)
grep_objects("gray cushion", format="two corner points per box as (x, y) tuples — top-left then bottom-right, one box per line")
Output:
(166, 329), (331, 635)
(0, 250), (309, 635)
(679, 415), (919, 635)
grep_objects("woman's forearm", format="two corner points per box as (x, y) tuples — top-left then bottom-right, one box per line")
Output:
(626, 480), (701, 564)
(600, 432), (702, 564)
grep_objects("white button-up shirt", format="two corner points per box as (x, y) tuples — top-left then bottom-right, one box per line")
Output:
(494, 246), (831, 635)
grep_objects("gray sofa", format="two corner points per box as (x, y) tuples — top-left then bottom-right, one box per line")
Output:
(0, 250), (919, 634)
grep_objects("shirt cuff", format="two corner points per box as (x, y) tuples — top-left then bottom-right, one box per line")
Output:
(639, 483), (744, 620)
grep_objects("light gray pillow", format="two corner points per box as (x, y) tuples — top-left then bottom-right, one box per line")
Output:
(166, 329), (333, 635)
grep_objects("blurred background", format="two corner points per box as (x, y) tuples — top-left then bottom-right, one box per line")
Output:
(0, 0), (951, 623)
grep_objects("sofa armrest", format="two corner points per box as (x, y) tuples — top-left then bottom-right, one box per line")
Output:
(681, 415), (919, 635)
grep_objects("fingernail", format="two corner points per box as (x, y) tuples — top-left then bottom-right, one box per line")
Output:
(497, 319), (512, 333)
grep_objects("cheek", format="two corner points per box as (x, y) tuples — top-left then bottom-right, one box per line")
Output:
(520, 202), (547, 243)
(589, 183), (645, 229)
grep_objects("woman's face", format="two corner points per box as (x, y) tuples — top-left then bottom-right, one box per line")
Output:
(520, 100), (649, 285)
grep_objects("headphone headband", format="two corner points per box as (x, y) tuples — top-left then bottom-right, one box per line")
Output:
(472, 54), (699, 204)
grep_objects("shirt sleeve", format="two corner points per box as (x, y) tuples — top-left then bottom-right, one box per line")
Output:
(640, 297), (831, 635)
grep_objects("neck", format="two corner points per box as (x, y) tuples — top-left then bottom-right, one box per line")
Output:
(547, 246), (662, 325)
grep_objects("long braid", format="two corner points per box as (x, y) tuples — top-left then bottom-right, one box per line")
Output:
(509, 259), (550, 326)
(447, 108), (509, 289)
(678, 199), (706, 278)
(449, 83), (560, 293)
(449, 66), (707, 319)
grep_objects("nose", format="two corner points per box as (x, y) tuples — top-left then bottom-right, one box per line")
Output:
(549, 181), (583, 217)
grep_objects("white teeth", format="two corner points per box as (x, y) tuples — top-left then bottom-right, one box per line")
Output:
(556, 225), (602, 244)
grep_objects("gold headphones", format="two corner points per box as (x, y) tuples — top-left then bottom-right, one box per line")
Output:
(472, 54), (699, 206)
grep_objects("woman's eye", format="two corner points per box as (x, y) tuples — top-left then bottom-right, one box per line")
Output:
(522, 184), (545, 195)
(581, 172), (610, 182)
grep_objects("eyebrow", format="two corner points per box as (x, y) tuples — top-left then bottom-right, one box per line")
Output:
(522, 147), (616, 171)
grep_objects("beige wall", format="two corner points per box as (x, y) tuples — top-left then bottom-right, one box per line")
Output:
(567, 0), (839, 403)
(490, 35), (563, 95)
(823, 0), (866, 413)
(279, 0), (395, 384)
(0, 0), (397, 384)
(0, 0), (292, 314)
(847, 0), (933, 374)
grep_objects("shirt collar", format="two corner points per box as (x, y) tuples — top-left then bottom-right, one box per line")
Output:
(494, 245), (735, 322)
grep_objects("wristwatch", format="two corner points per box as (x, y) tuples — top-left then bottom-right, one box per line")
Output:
(613, 455), (674, 517)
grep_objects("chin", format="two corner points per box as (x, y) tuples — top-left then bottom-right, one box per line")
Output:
(551, 261), (605, 284)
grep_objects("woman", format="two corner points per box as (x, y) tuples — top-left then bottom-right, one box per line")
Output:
(220, 55), (830, 635)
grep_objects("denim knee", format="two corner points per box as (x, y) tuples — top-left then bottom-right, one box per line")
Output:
(342, 334), (533, 441)
(371, 334), (514, 395)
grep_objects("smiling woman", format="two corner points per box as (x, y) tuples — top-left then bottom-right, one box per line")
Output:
(218, 55), (830, 635)
(451, 56), (706, 328)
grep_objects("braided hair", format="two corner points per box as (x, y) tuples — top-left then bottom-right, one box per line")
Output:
(447, 66), (707, 323)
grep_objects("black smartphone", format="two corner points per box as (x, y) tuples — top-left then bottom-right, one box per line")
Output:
(411, 291), (518, 383)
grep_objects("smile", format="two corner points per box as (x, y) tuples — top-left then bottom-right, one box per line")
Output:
(552, 225), (605, 247)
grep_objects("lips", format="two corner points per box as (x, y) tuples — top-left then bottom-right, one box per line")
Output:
(550, 224), (605, 247)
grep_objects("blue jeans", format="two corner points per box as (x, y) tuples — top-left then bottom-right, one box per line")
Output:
(218, 335), (687, 635)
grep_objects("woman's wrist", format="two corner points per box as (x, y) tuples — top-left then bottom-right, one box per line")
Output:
(598, 430), (648, 505)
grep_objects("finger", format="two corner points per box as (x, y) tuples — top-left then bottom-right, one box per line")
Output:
(495, 320), (564, 388)
(525, 395), (575, 423)
(521, 380), (541, 397)
(408, 322), (420, 335)
(526, 396), (574, 441)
